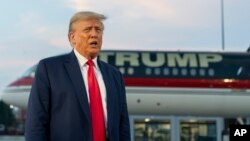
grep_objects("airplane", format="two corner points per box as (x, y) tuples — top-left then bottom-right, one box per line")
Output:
(1, 50), (250, 117)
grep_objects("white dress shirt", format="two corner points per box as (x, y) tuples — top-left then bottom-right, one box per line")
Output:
(73, 49), (108, 129)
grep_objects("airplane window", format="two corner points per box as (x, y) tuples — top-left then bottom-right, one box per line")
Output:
(154, 68), (161, 75)
(208, 69), (215, 76)
(145, 68), (152, 75)
(181, 69), (187, 76)
(119, 67), (125, 74)
(128, 68), (134, 75)
(199, 69), (205, 76)
(190, 69), (197, 76)
(163, 68), (169, 75)
(172, 68), (179, 76)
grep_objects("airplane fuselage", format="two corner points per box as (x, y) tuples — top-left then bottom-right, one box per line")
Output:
(2, 50), (250, 117)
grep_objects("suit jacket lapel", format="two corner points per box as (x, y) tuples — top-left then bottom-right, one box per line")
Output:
(98, 60), (115, 133)
(64, 51), (90, 122)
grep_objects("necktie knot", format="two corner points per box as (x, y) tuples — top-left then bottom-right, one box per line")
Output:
(87, 59), (94, 67)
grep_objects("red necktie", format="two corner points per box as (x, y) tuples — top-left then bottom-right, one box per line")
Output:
(87, 59), (106, 141)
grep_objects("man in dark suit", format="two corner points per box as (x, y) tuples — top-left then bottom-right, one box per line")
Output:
(25, 11), (131, 141)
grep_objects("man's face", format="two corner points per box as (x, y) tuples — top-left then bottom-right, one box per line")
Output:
(69, 18), (104, 59)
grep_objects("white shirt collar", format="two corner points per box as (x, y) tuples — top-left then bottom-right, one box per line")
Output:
(73, 49), (99, 69)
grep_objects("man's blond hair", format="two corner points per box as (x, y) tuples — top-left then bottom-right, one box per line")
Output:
(68, 11), (107, 33)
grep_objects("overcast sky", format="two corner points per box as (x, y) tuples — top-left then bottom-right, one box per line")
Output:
(0, 0), (250, 90)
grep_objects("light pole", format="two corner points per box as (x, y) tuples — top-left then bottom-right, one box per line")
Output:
(221, 0), (225, 50)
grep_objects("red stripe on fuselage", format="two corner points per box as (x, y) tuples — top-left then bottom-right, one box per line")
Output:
(9, 77), (33, 86)
(124, 78), (250, 89)
(8, 77), (250, 89)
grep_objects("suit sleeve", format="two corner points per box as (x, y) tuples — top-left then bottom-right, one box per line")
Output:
(118, 72), (131, 141)
(25, 60), (51, 141)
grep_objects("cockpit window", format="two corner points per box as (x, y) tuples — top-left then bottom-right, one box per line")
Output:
(21, 65), (38, 78)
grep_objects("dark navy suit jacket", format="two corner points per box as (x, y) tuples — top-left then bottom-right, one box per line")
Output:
(25, 51), (131, 141)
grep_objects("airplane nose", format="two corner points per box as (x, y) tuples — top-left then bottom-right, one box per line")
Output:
(0, 84), (31, 109)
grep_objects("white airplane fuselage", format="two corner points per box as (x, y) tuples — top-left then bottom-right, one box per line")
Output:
(2, 85), (250, 117)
